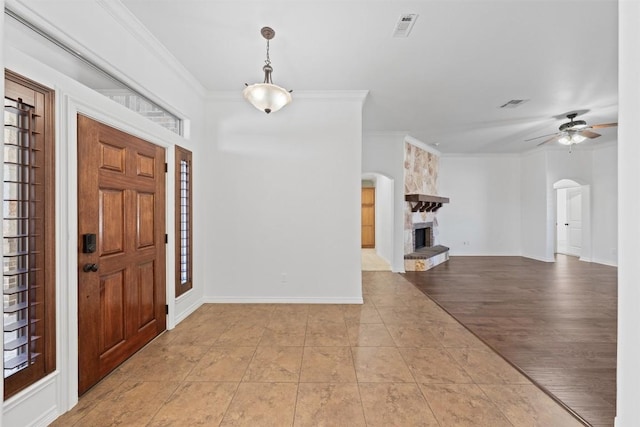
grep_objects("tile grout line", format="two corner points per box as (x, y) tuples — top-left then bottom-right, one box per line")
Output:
(291, 307), (311, 426)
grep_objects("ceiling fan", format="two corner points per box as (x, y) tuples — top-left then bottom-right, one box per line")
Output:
(525, 113), (618, 147)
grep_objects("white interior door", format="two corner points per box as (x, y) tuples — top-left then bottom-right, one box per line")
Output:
(566, 187), (582, 256)
(556, 189), (568, 254)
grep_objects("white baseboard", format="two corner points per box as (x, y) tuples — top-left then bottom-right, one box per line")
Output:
(589, 258), (618, 267)
(173, 298), (203, 326)
(521, 254), (556, 262)
(448, 252), (521, 257)
(30, 406), (59, 427)
(3, 374), (59, 427)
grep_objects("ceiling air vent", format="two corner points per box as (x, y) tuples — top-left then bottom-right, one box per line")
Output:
(393, 14), (418, 38)
(499, 99), (529, 109)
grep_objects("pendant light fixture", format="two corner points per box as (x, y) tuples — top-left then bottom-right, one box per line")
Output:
(243, 27), (292, 114)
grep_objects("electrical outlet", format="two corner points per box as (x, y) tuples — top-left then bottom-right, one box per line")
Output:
(281, 273), (288, 284)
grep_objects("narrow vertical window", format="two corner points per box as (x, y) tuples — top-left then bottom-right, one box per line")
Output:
(3, 71), (55, 399)
(175, 146), (192, 297)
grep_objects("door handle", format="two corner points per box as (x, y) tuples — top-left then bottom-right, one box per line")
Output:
(83, 263), (99, 272)
(565, 223), (569, 226)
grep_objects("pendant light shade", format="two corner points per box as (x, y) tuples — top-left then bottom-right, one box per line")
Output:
(243, 83), (292, 114)
(243, 27), (292, 114)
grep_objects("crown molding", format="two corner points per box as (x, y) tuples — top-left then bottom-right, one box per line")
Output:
(95, 0), (207, 95)
(207, 90), (369, 103)
(6, 0), (207, 98)
(440, 151), (522, 158)
(363, 131), (410, 138)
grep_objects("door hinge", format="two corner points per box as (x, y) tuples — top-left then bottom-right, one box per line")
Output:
(165, 234), (168, 244)
(165, 304), (169, 315)
(164, 163), (168, 173)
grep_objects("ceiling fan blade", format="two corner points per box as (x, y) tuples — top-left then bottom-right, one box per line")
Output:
(579, 130), (601, 139)
(525, 132), (559, 142)
(537, 135), (558, 146)
(591, 122), (618, 129)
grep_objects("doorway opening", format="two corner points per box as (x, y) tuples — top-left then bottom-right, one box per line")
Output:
(361, 173), (393, 271)
(553, 179), (589, 260)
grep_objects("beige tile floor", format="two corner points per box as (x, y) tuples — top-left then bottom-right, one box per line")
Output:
(361, 249), (391, 271)
(51, 272), (583, 427)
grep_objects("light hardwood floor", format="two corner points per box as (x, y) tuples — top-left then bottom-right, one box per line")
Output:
(52, 271), (583, 426)
(404, 255), (616, 427)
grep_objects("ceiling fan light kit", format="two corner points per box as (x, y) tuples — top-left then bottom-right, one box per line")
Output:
(243, 26), (292, 114)
(558, 133), (586, 145)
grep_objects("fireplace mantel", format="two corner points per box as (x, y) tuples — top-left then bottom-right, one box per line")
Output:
(405, 194), (450, 212)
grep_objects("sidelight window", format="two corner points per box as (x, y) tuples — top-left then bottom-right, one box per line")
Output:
(175, 146), (192, 297)
(3, 71), (56, 399)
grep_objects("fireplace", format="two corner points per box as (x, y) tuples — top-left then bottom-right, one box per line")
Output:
(404, 195), (450, 271)
(412, 222), (433, 252)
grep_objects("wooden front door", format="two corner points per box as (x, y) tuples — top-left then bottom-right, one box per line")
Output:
(361, 187), (375, 248)
(77, 115), (166, 394)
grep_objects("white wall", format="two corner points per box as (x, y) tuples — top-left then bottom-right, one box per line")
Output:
(537, 146), (616, 265)
(375, 175), (394, 265)
(617, 2), (640, 425)
(438, 155), (522, 255)
(364, 140), (617, 264)
(520, 150), (551, 261)
(204, 92), (366, 303)
(591, 144), (618, 266)
(362, 133), (406, 271)
(544, 148), (594, 262)
(435, 147), (616, 265)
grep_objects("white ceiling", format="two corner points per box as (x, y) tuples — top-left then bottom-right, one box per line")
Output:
(120, 0), (618, 153)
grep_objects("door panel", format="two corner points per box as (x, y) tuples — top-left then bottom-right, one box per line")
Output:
(137, 261), (156, 327)
(101, 270), (126, 352)
(566, 187), (582, 256)
(100, 189), (125, 254)
(137, 153), (156, 177)
(361, 188), (375, 248)
(78, 115), (166, 395)
(100, 143), (125, 172)
(556, 189), (568, 254)
(137, 192), (156, 247)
